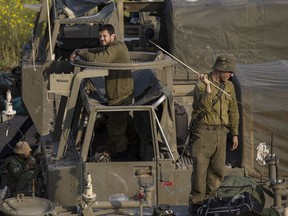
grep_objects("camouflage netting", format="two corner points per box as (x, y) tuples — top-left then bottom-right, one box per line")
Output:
(164, 0), (288, 81)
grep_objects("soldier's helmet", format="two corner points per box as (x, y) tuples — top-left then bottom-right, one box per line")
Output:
(13, 141), (32, 154)
(212, 54), (236, 73)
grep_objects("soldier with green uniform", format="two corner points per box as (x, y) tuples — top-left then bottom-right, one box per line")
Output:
(188, 54), (239, 215)
(70, 24), (139, 160)
(0, 141), (36, 196)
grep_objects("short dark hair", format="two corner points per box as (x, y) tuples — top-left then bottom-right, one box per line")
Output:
(99, 24), (115, 35)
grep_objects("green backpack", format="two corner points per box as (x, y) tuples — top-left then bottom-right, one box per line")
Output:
(216, 175), (265, 206)
(198, 175), (266, 216)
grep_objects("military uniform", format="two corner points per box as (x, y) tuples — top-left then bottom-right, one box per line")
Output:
(1, 155), (35, 196)
(77, 39), (139, 157)
(77, 39), (133, 105)
(189, 54), (239, 211)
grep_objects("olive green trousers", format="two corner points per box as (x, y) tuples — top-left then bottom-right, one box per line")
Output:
(189, 126), (228, 205)
(108, 96), (139, 157)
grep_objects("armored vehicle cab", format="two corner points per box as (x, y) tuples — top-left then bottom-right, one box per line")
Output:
(36, 51), (197, 215)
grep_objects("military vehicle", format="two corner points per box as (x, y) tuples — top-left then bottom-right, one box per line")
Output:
(1, 0), (288, 215)
(2, 1), (197, 214)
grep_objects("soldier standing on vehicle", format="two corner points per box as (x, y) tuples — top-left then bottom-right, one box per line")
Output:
(0, 141), (36, 197)
(70, 24), (139, 160)
(188, 54), (239, 215)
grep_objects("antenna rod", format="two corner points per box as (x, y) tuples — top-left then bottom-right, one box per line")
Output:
(270, 132), (274, 156)
(149, 40), (231, 97)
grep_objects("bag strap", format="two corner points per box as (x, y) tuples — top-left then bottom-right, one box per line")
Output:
(190, 82), (225, 130)
(212, 82), (225, 107)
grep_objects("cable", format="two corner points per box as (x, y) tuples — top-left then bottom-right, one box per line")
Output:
(3, 121), (25, 150)
(0, 118), (30, 159)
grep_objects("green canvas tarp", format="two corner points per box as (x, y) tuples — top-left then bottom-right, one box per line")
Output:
(164, 0), (288, 81)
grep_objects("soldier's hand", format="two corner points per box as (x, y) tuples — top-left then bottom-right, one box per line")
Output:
(70, 50), (78, 61)
(27, 156), (37, 169)
(198, 74), (210, 85)
(198, 74), (211, 93)
(231, 135), (238, 150)
(70, 48), (88, 61)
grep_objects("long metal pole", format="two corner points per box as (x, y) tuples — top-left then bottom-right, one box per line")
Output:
(149, 40), (231, 97)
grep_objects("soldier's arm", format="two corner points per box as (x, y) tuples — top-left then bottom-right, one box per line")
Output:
(87, 47), (105, 53)
(227, 84), (239, 136)
(194, 78), (213, 113)
(77, 43), (120, 63)
(227, 83), (239, 150)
